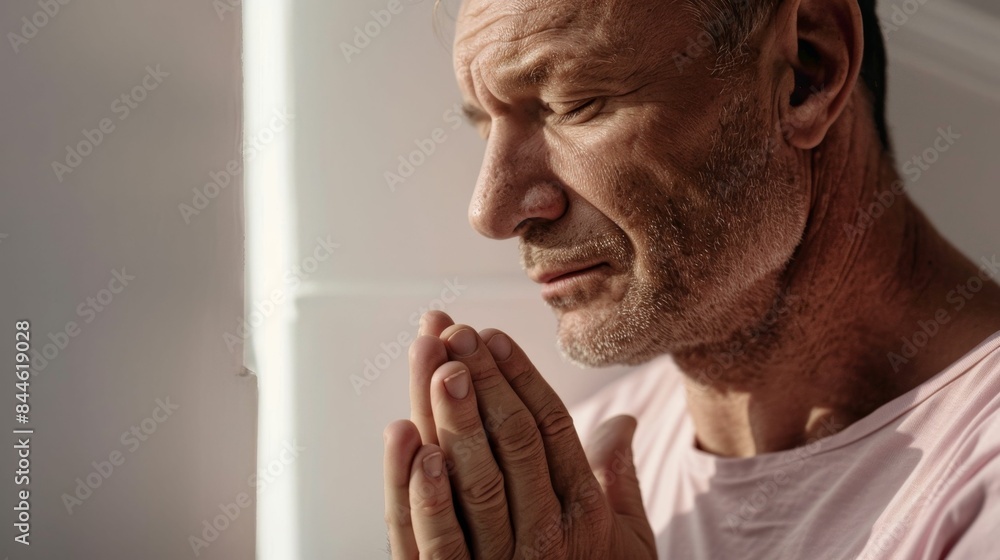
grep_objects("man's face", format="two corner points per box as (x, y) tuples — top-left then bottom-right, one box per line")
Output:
(453, 0), (809, 367)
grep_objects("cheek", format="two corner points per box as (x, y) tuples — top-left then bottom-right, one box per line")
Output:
(545, 96), (799, 289)
(749, 157), (809, 266)
(546, 135), (717, 290)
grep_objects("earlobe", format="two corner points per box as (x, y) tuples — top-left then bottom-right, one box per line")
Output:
(780, 0), (864, 150)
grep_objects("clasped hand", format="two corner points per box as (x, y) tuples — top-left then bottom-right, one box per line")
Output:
(383, 311), (656, 559)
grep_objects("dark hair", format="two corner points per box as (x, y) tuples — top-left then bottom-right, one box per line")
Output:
(693, 0), (890, 151)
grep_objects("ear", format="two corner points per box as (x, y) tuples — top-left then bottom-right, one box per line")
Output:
(774, 0), (864, 149)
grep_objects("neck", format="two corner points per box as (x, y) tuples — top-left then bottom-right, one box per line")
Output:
(673, 94), (1000, 457)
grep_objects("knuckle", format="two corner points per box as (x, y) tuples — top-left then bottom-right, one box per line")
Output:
(451, 410), (488, 437)
(425, 534), (468, 560)
(449, 431), (489, 464)
(535, 403), (576, 441)
(461, 467), (506, 510)
(412, 484), (451, 518)
(470, 365), (506, 390)
(383, 503), (412, 528)
(493, 410), (543, 460)
(565, 476), (606, 515)
(505, 364), (537, 390)
(489, 406), (531, 437)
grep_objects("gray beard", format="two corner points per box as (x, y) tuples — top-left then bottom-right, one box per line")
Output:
(554, 88), (792, 368)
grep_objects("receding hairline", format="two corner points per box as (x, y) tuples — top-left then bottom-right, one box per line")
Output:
(439, 0), (892, 151)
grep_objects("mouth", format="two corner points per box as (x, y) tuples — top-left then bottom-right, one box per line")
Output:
(531, 261), (609, 284)
(532, 262), (613, 301)
(541, 262), (608, 283)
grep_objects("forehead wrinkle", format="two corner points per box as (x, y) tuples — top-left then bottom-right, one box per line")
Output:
(455, 0), (656, 107)
(455, 4), (572, 98)
(461, 35), (628, 110)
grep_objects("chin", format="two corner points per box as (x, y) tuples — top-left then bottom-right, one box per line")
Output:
(551, 294), (676, 369)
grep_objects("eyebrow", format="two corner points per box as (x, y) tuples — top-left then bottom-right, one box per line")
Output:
(457, 43), (639, 129)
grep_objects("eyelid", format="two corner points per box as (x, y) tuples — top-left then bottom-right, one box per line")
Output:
(547, 98), (594, 113)
(548, 97), (604, 124)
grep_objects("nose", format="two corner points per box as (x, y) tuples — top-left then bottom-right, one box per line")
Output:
(468, 121), (567, 240)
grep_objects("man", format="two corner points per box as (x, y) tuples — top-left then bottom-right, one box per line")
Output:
(383, 0), (1000, 557)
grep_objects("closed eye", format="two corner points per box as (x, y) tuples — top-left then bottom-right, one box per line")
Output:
(548, 98), (605, 125)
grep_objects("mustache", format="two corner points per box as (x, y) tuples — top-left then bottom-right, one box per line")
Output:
(519, 227), (630, 272)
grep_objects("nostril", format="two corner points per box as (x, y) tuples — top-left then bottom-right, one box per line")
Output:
(514, 218), (533, 235)
(469, 170), (567, 239)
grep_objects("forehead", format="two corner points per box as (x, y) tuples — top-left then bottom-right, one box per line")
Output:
(452, 0), (682, 97)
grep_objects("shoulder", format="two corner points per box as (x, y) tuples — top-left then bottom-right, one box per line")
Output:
(924, 426), (1000, 559)
(897, 402), (1000, 559)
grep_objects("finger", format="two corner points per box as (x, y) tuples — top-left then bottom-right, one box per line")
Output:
(430, 361), (515, 559)
(585, 415), (649, 523)
(418, 310), (455, 337)
(478, 328), (596, 504)
(440, 324), (562, 535)
(383, 420), (421, 560)
(409, 443), (471, 560)
(408, 335), (449, 445)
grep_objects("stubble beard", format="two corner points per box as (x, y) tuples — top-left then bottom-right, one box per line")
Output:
(554, 84), (793, 369)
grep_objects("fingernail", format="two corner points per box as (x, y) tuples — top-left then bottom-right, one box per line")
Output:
(423, 452), (443, 478)
(418, 313), (428, 333)
(447, 329), (478, 356)
(443, 370), (469, 400)
(486, 333), (512, 361)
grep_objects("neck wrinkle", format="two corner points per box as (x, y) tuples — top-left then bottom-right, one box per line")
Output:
(675, 91), (988, 457)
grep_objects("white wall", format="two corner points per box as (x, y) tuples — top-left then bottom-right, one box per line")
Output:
(288, 3), (633, 559)
(878, 0), (1000, 260)
(298, 1), (1000, 558)
(0, 2), (256, 558)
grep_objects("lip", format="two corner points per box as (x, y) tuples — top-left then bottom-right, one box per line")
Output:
(534, 262), (613, 300)
(531, 261), (609, 285)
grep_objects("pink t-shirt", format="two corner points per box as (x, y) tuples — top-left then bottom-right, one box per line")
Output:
(569, 330), (1000, 559)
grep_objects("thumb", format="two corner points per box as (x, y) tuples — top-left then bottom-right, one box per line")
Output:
(584, 415), (647, 519)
